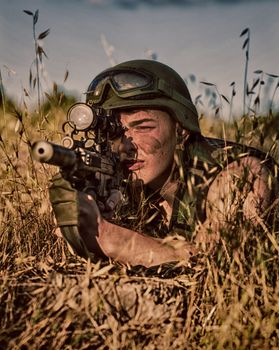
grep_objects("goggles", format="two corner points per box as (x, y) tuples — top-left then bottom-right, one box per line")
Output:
(86, 69), (193, 109)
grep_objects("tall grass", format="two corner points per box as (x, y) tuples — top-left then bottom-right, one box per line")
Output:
(0, 15), (278, 349)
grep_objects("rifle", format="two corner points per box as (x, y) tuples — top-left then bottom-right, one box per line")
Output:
(32, 103), (128, 202)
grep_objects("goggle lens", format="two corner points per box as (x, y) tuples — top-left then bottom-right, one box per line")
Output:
(112, 72), (151, 91)
(87, 71), (152, 99)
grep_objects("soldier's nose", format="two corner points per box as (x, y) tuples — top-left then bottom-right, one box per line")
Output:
(119, 136), (137, 160)
(123, 134), (137, 150)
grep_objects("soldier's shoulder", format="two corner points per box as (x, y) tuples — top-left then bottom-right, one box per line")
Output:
(201, 136), (278, 171)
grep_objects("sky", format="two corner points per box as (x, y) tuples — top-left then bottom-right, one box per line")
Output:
(0, 0), (279, 117)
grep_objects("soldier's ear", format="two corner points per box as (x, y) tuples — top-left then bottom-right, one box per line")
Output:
(176, 124), (190, 141)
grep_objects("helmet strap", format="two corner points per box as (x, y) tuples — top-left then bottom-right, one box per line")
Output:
(174, 126), (190, 181)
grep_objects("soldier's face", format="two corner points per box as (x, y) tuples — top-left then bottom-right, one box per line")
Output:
(117, 109), (177, 189)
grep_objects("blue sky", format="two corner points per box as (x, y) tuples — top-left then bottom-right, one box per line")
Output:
(1, 0), (278, 116)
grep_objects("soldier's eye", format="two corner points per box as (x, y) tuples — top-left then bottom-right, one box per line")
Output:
(135, 125), (155, 130)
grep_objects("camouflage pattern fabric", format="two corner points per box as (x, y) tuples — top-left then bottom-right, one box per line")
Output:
(170, 135), (279, 238)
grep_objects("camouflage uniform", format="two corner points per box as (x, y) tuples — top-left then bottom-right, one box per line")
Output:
(117, 134), (278, 242)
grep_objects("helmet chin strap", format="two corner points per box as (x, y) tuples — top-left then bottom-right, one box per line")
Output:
(173, 125), (191, 181)
(175, 124), (191, 148)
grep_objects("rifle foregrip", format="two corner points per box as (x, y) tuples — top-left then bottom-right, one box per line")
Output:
(32, 141), (77, 168)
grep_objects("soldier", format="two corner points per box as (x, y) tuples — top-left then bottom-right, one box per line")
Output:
(49, 60), (278, 267)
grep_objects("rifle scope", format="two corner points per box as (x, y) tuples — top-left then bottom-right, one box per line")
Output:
(67, 102), (124, 140)
(67, 103), (97, 131)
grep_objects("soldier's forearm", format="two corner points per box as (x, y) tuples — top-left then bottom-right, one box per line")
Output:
(97, 220), (196, 267)
(72, 190), (197, 267)
(96, 220), (196, 268)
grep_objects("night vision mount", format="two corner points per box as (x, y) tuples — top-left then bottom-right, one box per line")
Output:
(62, 102), (125, 151)
(32, 102), (128, 201)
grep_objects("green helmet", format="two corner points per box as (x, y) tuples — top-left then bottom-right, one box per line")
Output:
(86, 60), (200, 133)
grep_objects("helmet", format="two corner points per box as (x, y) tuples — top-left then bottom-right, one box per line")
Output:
(86, 60), (200, 133)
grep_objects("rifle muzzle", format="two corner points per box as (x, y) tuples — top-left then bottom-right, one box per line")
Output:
(32, 141), (77, 168)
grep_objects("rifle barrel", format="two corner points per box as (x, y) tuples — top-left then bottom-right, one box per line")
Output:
(32, 141), (77, 168)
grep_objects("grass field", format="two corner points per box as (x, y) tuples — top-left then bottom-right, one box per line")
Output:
(0, 95), (278, 349)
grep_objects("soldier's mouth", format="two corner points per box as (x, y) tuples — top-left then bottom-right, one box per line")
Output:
(123, 159), (144, 171)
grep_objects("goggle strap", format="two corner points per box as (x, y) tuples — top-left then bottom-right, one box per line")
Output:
(158, 79), (197, 115)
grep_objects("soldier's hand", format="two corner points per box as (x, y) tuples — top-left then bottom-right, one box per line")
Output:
(49, 172), (79, 227)
(48, 173), (106, 260)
